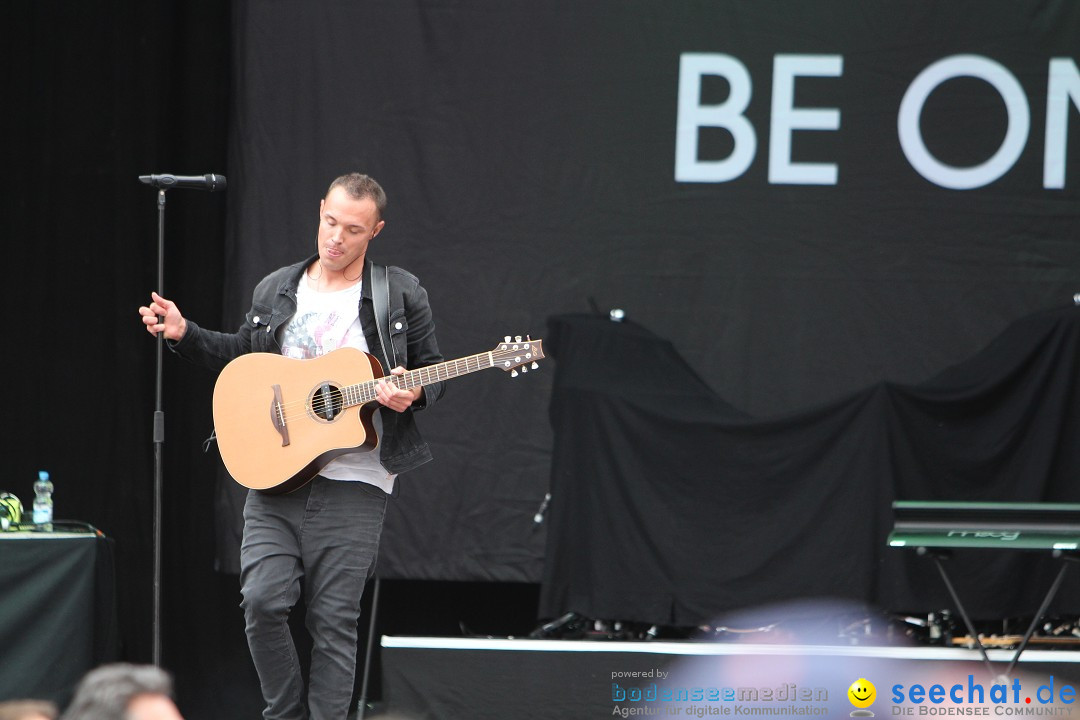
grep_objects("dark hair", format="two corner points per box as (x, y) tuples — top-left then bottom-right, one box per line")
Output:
(60, 664), (174, 720)
(327, 173), (387, 220)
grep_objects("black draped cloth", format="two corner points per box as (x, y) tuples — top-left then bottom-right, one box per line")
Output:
(538, 307), (1080, 627)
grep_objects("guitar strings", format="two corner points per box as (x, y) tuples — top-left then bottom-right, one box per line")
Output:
(268, 352), (497, 424)
(271, 378), (384, 424)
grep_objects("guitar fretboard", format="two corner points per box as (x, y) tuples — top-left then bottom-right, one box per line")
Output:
(340, 352), (495, 406)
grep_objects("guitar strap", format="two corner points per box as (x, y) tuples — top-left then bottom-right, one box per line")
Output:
(369, 261), (395, 372)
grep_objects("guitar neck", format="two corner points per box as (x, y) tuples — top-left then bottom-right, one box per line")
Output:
(343, 352), (495, 406)
(397, 353), (496, 391)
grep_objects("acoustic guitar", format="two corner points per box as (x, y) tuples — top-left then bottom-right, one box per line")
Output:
(211, 337), (543, 494)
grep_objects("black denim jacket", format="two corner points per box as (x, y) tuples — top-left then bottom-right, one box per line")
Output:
(171, 256), (446, 475)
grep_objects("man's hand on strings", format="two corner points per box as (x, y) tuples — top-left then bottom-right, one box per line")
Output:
(376, 367), (423, 412)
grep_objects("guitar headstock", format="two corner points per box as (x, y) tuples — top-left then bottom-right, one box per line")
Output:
(491, 336), (545, 377)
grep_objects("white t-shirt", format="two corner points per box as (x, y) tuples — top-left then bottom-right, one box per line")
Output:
(280, 274), (396, 493)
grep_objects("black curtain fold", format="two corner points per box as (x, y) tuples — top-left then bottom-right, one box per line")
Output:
(540, 306), (1080, 627)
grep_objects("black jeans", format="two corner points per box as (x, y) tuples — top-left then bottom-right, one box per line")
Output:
(239, 477), (387, 720)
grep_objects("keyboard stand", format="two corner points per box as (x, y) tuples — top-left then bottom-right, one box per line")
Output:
(917, 546), (1077, 681)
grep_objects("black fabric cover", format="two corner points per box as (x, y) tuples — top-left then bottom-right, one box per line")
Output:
(0, 535), (116, 706)
(538, 306), (1080, 626)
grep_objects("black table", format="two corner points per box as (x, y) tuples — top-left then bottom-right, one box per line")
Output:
(0, 529), (117, 706)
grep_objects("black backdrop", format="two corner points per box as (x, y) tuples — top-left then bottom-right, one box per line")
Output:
(219, 0), (1080, 586)
(6, 0), (234, 708)
(5, 1), (1080, 717)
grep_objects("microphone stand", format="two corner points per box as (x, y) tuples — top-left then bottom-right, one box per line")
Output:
(140, 173), (224, 668)
(152, 188), (167, 667)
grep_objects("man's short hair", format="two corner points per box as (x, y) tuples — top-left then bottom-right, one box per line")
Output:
(60, 663), (174, 720)
(328, 173), (387, 220)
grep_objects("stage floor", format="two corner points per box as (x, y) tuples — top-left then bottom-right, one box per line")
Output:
(380, 636), (1080, 719)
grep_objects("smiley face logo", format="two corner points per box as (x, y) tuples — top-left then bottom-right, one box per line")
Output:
(848, 678), (876, 709)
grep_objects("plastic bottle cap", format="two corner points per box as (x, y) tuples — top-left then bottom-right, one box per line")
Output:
(38, 471), (49, 481)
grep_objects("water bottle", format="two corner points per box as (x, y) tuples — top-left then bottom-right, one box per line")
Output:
(32, 470), (53, 531)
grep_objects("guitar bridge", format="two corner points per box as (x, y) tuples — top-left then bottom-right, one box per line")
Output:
(271, 384), (290, 447)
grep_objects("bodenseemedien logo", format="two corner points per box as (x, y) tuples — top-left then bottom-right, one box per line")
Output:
(610, 678), (830, 717)
(848, 678), (876, 717)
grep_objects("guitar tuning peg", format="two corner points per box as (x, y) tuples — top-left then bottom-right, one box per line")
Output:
(515, 335), (522, 342)
(505, 336), (511, 343)
(511, 369), (519, 378)
(521, 366), (528, 373)
(531, 362), (539, 370)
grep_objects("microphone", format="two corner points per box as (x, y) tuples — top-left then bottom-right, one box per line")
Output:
(139, 173), (227, 191)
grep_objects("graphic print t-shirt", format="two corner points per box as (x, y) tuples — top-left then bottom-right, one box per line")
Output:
(280, 275), (395, 493)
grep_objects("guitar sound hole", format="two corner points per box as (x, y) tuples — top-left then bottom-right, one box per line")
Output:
(311, 383), (344, 421)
